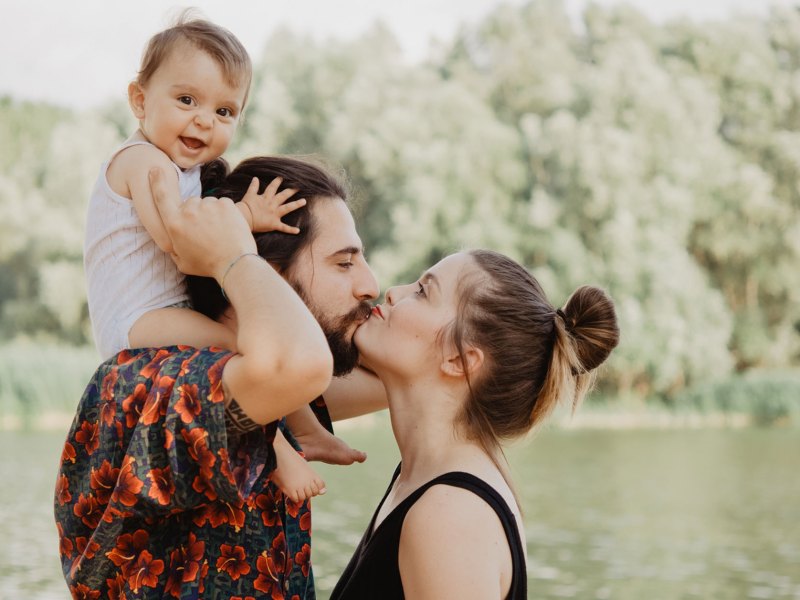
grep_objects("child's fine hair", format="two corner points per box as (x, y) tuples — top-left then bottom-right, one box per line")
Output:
(137, 10), (253, 108)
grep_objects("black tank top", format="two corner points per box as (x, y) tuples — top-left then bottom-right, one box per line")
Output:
(330, 464), (528, 599)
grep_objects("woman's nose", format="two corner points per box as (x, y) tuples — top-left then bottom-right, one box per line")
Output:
(385, 286), (397, 306)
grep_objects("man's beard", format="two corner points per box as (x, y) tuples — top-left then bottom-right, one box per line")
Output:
(291, 282), (372, 376)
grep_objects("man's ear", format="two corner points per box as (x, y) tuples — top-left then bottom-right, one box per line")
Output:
(440, 346), (484, 379)
(128, 81), (146, 120)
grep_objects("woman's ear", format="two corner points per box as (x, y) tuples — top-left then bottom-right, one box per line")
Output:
(128, 81), (146, 120)
(440, 346), (484, 379)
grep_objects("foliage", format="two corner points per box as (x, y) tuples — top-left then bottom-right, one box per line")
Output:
(0, 343), (99, 427)
(1, 1), (799, 403)
(676, 371), (800, 425)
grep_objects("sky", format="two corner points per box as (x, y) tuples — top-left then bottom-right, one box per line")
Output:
(0, 0), (792, 109)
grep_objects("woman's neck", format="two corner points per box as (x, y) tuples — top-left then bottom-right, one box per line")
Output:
(385, 382), (497, 485)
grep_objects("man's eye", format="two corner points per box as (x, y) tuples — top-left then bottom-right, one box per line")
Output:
(339, 262), (354, 269)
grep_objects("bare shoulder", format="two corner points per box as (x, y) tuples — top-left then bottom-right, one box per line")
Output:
(107, 143), (176, 198)
(399, 483), (512, 599)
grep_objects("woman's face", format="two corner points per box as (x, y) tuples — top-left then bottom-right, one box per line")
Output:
(355, 252), (476, 379)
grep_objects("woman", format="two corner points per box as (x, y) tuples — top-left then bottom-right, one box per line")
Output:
(331, 250), (619, 599)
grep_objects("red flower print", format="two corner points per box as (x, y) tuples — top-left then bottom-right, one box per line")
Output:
(69, 583), (101, 600)
(165, 428), (174, 450)
(254, 489), (283, 528)
(191, 474), (218, 501)
(206, 358), (226, 403)
(127, 549), (165, 592)
(231, 597), (257, 600)
(299, 510), (311, 532)
(111, 456), (143, 507)
(175, 383), (202, 423)
(140, 378), (170, 426)
(285, 495), (302, 519)
(58, 530), (74, 558)
(106, 574), (127, 600)
(294, 543), (311, 577)
(179, 350), (200, 377)
(139, 348), (171, 380)
(56, 474), (72, 505)
(90, 460), (119, 505)
(100, 369), (119, 401)
(219, 447), (235, 485)
(99, 370), (119, 426)
(163, 550), (184, 599)
(254, 532), (288, 596)
(73, 493), (102, 528)
(122, 383), (149, 429)
(107, 529), (150, 575)
(198, 560), (209, 593)
(75, 420), (100, 455)
(183, 532), (205, 582)
(61, 441), (76, 464)
(116, 349), (132, 364)
(216, 544), (251, 580)
(75, 536), (101, 560)
(206, 500), (246, 531)
(182, 427), (216, 479)
(147, 466), (175, 505)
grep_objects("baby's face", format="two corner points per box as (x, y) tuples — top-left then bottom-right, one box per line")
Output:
(131, 44), (248, 169)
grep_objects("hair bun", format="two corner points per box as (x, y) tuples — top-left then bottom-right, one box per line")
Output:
(560, 286), (619, 372)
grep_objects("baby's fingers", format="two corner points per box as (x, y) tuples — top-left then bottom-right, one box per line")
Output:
(274, 222), (302, 235)
(263, 176), (283, 197)
(245, 176), (260, 196)
(278, 198), (307, 216)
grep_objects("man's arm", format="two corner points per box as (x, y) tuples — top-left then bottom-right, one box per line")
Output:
(323, 366), (388, 422)
(149, 167), (333, 426)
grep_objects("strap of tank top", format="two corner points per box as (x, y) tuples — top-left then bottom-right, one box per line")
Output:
(411, 471), (527, 598)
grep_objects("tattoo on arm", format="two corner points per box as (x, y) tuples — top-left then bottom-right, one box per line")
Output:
(224, 397), (261, 435)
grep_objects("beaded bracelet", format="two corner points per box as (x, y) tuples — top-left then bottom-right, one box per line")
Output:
(220, 252), (262, 301)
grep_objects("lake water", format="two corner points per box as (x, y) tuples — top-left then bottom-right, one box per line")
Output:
(2, 424), (798, 599)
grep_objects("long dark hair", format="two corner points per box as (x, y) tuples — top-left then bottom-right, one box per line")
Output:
(190, 156), (349, 319)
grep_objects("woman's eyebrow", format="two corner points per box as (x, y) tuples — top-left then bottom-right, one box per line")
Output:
(421, 272), (441, 291)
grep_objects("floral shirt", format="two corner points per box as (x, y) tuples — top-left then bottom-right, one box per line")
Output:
(55, 346), (323, 600)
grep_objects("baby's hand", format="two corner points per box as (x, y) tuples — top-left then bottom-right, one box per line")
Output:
(239, 176), (306, 234)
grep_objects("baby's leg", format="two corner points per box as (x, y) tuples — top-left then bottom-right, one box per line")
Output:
(129, 306), (236, 351)
(271, 429), (327, 503)
(286, 405), (367, 465)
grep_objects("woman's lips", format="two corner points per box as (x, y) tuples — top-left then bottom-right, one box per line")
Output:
(371, 305), (383, 319)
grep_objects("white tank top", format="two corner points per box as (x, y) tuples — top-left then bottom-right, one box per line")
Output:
(83, 138), (202, 360)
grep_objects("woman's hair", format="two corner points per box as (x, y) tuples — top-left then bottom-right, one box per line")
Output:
(137, 10), (252, 108)
(451, 249), (619, 453)
(189, 156), (349, 319)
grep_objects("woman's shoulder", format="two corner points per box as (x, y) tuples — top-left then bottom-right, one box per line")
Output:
(398, 479), (515, 598)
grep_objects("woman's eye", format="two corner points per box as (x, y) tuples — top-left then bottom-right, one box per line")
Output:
(416, 283), (426, 297)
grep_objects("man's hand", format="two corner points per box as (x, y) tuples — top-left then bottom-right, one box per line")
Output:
(148, 167), (257, 282)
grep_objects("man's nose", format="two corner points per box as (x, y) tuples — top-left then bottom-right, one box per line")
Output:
(356, 263), (379, 301)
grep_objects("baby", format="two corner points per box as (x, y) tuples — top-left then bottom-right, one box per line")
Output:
(83, 13), (362, 502)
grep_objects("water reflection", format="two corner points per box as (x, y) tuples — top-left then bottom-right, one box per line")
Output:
(2, 426), (798, 599)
